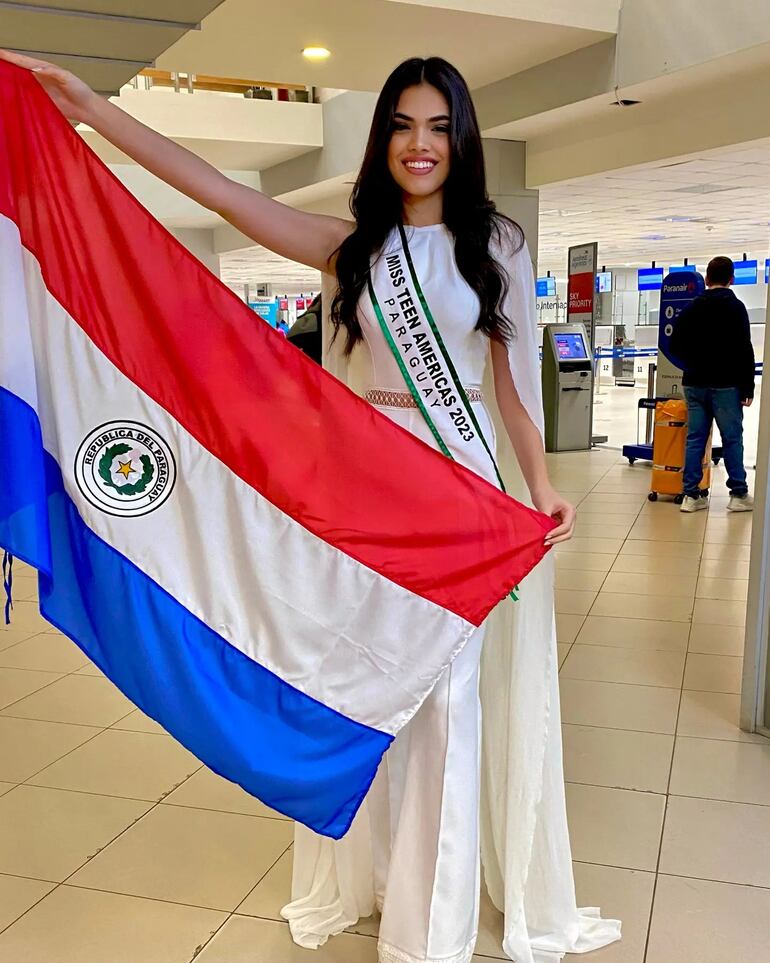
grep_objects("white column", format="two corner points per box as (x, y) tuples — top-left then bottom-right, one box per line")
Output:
(483, 139), (539, 262)
(169, 227), (221, 278)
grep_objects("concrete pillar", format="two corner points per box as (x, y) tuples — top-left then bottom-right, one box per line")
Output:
(169, 228), (221, 278)
(483, 139), (539, 263)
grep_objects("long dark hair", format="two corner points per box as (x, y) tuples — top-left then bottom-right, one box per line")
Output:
(331, 57), (523, 354)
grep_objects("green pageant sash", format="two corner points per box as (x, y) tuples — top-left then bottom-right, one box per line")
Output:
(367, 223), (505, 490)
(367, 225), (519, 600)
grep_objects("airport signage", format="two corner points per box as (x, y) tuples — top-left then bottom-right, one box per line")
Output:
(656, 270), (705, 398)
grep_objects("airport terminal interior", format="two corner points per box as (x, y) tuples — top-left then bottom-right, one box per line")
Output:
(2, 2), (770, 961)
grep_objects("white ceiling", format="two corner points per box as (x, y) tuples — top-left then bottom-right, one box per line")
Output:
(219, 138), (770, 288)
(158, 0), (611, 92)
(537, 140), (770, 276)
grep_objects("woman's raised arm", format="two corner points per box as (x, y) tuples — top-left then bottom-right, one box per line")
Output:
(0, 50), (353, 272)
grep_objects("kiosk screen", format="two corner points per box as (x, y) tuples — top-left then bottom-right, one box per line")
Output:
(554, 332), (589, 361)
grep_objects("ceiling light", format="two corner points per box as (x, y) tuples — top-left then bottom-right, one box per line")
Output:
(302, 46), (331, 61)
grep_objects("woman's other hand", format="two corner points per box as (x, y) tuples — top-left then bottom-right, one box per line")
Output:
(0, 50), (97, 123)
(532, 487), (576, 546)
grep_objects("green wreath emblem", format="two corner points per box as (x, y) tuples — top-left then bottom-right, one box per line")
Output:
(98, 443), (155, 497)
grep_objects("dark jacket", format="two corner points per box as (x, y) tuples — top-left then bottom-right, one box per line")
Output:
(669, 287), (755, 399)
(287, 295), (322, 365)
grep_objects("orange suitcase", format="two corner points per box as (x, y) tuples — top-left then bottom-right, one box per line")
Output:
(649, 399), (711, 503)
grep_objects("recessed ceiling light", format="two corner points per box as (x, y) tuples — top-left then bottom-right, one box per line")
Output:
(302, 46), (331, 61)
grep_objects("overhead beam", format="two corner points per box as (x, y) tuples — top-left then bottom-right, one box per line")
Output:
(474, 38), (616, 136)
(386, 0), (621, 34)
(0, 1), (200, 30)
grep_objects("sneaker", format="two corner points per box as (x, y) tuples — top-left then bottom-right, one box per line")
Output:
(727, 494), (754, 512)
(680, 495), (708, 513)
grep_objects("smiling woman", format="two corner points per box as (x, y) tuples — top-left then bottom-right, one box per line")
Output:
(0, 45), (614, 963)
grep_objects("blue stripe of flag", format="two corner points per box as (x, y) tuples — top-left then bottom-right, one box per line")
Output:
(0, 385), (391, 838)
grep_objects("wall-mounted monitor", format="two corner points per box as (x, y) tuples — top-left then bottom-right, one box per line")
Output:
(668, 264), (697, 274)
(536, 276), (557, 298)
(764, 259), (769, 284)
(596, 271), (613, 293)
(638, 268), (664, 291)
(733, 260), (758, 286)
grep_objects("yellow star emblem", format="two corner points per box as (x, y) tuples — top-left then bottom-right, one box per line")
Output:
(116, 459), (135, 479)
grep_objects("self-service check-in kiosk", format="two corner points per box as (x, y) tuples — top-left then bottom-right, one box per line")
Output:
(542, 323), (593, 452)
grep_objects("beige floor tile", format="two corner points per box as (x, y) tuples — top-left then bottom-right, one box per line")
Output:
(0, 667), (62, 710)
(576, 616), (689, 652)
(555, 569), (607, 592)
(573, 511), (640, 526)
(700, 542), (751, 561)
(696, 576), (748, 601)
(692, 597), (746, 627)
(560, 645), (685, 688)
(556, 590), (597, 616)
(469, 887), (506, 958)
(555, 553), (616, 573)
(579, 494), (647, 512)
(0, 633), (89, 673)
(660, 795), (770, 888)
(670, 736), (770, 806)
(237, 849), (292, 920)
(702, 529), (752, 547)
(194, 915), (378, 962)
(0, 783), (13, 796)
(683, 653), (743, 694)
(646, 875), (770, 963)
(557, 643), (571, 668)
(0, 716), (100, 783)
(628, 520), (706, 544)
(677, 690), (766, 744)
(9, 575), (38, 602)
(0, 674), (135, 727)
(572, 863), (653, 963)
(0, 874), (54, 932)
(698, 557), (750, 579)
(562, 725), (674, 793)
(0, 601), (51, 636)
(620, 540), (702, 559)
(163, 767), (290, 820)
(600, 572), (697, 598)
(70, 804), (293, 911)
(687, 622), (745, 656)
(589, 593), (693, 623)
(28, 729), (202, 802)
(0, 625), (43, 651)
(0, 885), (225, 963)
(573, 522), (634, 540)
(110, 708), (167, 735)
(556, 613), (584, 644)
(0, 785), (150, 881)
(556, 536), (625, 556)
(565, 784), (665, 871)
(73, 661), (105, 677)
(610, 554), (700, 576)
(559, 679), (680, 735)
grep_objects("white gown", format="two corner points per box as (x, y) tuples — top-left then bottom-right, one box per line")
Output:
(282, 225), (621, 962)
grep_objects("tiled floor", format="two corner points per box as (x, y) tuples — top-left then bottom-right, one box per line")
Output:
(0, 449), (768, 962)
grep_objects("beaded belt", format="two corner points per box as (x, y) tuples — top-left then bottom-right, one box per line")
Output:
(365, 386), (483, 409)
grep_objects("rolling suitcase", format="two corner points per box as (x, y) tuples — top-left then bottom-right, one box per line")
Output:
(648, 399), (711, 503)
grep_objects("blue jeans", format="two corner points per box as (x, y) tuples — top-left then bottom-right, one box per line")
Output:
(683, 386), (748, 498)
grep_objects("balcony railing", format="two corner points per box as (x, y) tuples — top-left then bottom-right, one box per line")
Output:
(132, 69), (313, 103)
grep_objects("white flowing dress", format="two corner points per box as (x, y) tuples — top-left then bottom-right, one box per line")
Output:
(282, 224), (621, 963)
